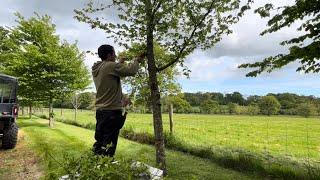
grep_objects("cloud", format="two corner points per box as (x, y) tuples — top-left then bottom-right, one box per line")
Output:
(0, 0), (318, 96)
(179, 50), (319, 96)
(0, 0), (122, 66)
(204, 0), (302, 58)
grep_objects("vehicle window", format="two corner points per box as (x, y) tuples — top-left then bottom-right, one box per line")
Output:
(0, 82), (13, 103)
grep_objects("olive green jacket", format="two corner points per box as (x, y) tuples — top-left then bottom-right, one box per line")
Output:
(92, 60), (139, 110)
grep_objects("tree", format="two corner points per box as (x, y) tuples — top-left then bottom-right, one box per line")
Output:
(164, 94), (191, 135)
(184, 92), (201, 106)
(78, 92), (94, 109)
(71, 92), (82, 121)
(246, 95), (261, 105)
(247, 103), (260, 115)
(314, 101), (320, 116)
(0, 27), (11, 72)
(259, 96), (281, 116)
(276, 93), (298, 110)
(239, 0), (320, 76)
(227, 102), (239, 114)
(165, 94), (192, 113)
(72, 92), (93, 121)
(210, 92), (225, 105)
(184, 92), (215, 106)
(225, 92), (245, 105)
(200, 100), (219, 114)
(2, 13), (90, 127)
(75, 0), (252, 172)
(119, 43), (181, 112)
(296, 103), (317, 118)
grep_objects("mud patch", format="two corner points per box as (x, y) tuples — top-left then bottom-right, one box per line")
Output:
(0, 130), (43, 180)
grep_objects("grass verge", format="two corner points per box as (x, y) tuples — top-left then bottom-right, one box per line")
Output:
(18, 116), (258, 179)
(35, 114), (320, 179)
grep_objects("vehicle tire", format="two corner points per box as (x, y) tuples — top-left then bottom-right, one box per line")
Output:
(2, 122), (18, 149)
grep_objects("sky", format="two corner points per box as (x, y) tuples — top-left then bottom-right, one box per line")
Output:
(0, 0), (318, 97)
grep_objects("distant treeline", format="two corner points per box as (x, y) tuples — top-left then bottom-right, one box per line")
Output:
(184, 92), (318, 106)
(182, 92), (319, 117)
(47, 91), (319, 117)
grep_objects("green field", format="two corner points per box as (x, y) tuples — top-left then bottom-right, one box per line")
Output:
(37, 109), (320, 161)
(16, 117), (259, 179)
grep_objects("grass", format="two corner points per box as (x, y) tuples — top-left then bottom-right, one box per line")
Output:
(17, 116), (259, 179)
(120, 126), (320, 179)
(32, 109), (320, 179)
(41, 109), (320, 161)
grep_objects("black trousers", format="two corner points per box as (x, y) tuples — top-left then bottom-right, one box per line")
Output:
(93, 109), (126, 157)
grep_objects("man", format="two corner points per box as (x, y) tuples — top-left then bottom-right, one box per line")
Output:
(92, 44), (145, 156)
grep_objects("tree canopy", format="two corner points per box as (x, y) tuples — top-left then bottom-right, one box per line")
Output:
(259, 96), (281, 115)
(0, 13), (90, 126)
(119, 43), (181, 109)
(239, 0), (320, 76)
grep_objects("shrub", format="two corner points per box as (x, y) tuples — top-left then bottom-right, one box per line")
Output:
(279, 108), (297, 115)
(227, 103), (239, 114)
(60, 151), (149, 180)
(296, 103), (317, 118)
(247, 104), (260, 116)
(259, 96), (281, 116)
(190, 106), (201, 113)
(200, 100), (219, 114)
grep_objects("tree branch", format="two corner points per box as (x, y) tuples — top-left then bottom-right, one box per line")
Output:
(152, 0), (163, 18)
(156, 1), (216, 72)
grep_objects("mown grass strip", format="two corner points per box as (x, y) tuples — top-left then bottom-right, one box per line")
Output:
(18, 117), (258, 180)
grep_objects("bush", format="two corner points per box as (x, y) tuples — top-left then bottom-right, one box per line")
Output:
(247, 104), (260, 116)
(296, 103), (317, 118)
(190, 106), (201, 113)
(259, 96), (281, 116)
(227, 103), (240, 114)
(279, 108), (297, 115)
(200, 100), (219, 114)
(38, 114), (48, 119)
(59, 151), (149, 180)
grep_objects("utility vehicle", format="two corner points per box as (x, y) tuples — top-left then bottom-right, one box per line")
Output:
(0, 74), (18, 149)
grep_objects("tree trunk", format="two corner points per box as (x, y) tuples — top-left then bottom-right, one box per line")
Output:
(22, 107), (25, 116)
(29, 105), (32, 119)
(74, 93), (78, 121)
(169, 104), (173, 135)
(74, 107), (77, 121)
(146, 17), (167, 174)
(49, 100), (54, 127)
(130, 89), (136, 110)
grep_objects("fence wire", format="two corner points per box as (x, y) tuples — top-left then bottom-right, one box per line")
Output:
(29, 107), (320, 178)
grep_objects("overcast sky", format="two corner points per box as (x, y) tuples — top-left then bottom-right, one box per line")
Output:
(0, 0), (318, 97)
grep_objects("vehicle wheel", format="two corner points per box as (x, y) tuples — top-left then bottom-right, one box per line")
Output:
(2, 122), (18, 149)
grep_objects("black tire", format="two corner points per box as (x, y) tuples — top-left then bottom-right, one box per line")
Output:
(2, 122), (18, 149)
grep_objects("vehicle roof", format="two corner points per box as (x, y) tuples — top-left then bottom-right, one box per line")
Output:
(0, 74), (18, 82)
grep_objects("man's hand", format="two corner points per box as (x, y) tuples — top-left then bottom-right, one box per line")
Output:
(118, 57), (127, 63)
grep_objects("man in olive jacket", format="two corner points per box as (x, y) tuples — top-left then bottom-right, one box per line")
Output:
(92, 44), (145, 156)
